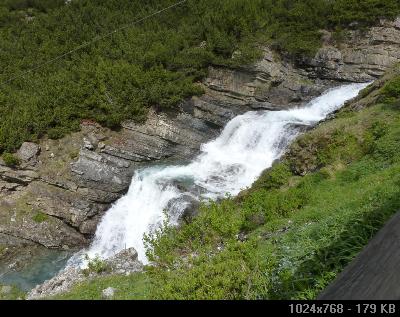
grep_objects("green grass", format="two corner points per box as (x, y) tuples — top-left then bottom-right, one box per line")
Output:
(81, 255), (111, 277)
(32, 211), (49, 223)
(58, 72), (400, 300)
(0, 284), (26, 300)
(54, 273), (150, 300)
(263, 161), (400, 299)
(380, 75), (400, 104)
(1, 152), (20, 167)
(143, 162), (400, 299)
(1, 0), (399, 153)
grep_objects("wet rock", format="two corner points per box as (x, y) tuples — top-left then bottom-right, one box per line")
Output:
(28, 266), (85, 300)
(179, 196), (201, 224)
(79, 217), (102, 235)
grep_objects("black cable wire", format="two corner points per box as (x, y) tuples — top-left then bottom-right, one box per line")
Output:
(0, 0), (188, 88)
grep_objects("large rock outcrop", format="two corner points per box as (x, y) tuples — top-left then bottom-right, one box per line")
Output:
(301, 19), (400, 82)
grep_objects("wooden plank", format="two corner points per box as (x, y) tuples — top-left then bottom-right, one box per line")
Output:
(319, 212), (400, 300)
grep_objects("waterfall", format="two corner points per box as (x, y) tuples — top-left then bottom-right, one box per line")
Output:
(80, 83), (369, 264)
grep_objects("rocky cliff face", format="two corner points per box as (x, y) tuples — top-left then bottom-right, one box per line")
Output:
(0, 18), (400, 265)
(302, 18), (400, 82)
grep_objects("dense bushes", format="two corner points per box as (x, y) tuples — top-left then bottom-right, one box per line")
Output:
(1, 0), (400, 153)
(1, 152), (20, 167)
(82, 255), (111, 276)
(4, 0), (65, 12)
(328, 0), (400, 28)
(380, 75), (400, 104)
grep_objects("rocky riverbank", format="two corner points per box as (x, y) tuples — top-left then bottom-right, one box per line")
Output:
(27, 247), (142, 299)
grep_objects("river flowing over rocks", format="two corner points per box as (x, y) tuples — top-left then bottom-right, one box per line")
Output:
(83, 83), (369, 264)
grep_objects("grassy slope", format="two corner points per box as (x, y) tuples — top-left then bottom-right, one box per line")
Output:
(0, 283), (25, 300)
(1, 0), (400, 153)
(56, 67), (400, 300)
(53, 274), (149, 300)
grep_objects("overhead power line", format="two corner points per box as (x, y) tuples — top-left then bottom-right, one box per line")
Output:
(0, 0), (188, 88)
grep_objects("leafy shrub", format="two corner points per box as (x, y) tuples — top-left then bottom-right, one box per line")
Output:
(318, 167), (333, 179)
(287, 128), (364, 175)
(370, 121), (389, 140)
(328, 0), (400, 28)
(32, 211), (49, 223)
(339, 159), (377, 183)
(255, 163), (293, 190)
(362, 121), (389, 154)
(380, 75), (400, 104)
(147, 240), (259, 300)
(5, 0), (65, 12)
(82, 255), (111, 276)
(372, 130), (400, 164)
(1, 152), (20, 167)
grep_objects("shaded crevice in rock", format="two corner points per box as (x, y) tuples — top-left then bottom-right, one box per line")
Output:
(0, 232), (36, 247)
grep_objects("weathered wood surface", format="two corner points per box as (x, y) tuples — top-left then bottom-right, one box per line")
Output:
(319, 212), (400, 300)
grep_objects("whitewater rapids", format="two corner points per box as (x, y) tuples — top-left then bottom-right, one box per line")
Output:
(80, 83), (369, 264)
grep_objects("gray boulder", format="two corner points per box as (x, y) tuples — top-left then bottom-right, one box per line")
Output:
(102, 287), (117, 300)
(106, 247), (143, 275)
(17, 142), (41, 165)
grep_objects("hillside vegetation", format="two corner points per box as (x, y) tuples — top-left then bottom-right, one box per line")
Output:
(55, 66), (400, 300)
(1, 0), (400, 153)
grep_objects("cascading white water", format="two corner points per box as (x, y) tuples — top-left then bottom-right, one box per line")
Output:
(83, 83), (369, 264)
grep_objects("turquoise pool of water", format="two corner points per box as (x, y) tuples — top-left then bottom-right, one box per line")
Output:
(0, 248), (73, 292)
